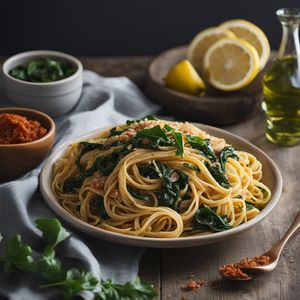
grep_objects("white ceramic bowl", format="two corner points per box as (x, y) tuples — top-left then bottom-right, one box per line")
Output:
(40, 123), (282, 248)
(2, 50), (83, 117)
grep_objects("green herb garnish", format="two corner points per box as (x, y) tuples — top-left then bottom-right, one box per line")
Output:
(9, 57), (76, 83)
(0, 218), (157, 300)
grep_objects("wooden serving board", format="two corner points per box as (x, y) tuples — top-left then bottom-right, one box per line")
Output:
(145, 46), (272, 126)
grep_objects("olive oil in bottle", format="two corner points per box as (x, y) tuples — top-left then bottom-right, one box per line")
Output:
(262, 8), (300, 146)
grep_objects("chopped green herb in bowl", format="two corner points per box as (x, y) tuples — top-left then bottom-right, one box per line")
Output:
(9, 57), (77, 83)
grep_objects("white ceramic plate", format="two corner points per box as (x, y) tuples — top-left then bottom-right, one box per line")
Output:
(40, 124), (282, 248)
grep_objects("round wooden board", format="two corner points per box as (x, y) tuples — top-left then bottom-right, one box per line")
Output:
(145, 45), (272, 125)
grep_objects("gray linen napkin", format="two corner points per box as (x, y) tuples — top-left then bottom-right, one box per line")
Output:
(0, 70), (159, 300)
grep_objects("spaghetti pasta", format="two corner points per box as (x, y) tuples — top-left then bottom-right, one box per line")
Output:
(52, 116), (271, 238)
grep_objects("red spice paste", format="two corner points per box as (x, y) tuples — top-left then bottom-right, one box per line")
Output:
(0, 113), (47, 144)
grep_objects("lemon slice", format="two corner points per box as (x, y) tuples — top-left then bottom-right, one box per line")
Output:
(204, 38), (260, 91)
(187, 27), (236, 73)
(219, 19), (270, 70)
(164, 59), (205, 95)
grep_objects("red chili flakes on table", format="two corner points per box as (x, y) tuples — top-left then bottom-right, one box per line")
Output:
(182, 278), (205, 291)
(0, 113), (47, 144)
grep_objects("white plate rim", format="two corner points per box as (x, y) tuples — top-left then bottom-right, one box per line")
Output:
(40, 123), (282, 248)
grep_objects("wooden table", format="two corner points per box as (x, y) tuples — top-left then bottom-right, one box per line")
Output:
(1, 56), (299, 299)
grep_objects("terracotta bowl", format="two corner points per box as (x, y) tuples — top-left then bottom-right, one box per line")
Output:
(0, 107), (55, 183)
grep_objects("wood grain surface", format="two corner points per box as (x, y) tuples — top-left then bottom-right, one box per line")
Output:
(1, 55), (299, 300)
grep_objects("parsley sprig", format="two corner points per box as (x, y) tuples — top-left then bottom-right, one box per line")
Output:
(0, 218), (156, 300)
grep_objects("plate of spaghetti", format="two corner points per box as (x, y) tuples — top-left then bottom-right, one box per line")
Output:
(40, 116), (282, 248)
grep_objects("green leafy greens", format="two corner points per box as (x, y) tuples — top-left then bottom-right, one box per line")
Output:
(63, 175), (86, 193)
(193, 205), (232, 233)
(183, 163), (200, 172)
(186, 135), (216, 162)
(76, 142), (105, 171)
(90, 196), (109, 220)
(9, 57), (76, 83)
(87, 148), (131, 177)
(205, 162), (230, 189)
(128, 186), (151, 202)
(0, 218), (156, 300)
(219, 146), (239, 172)
(155, 162), (189, 210)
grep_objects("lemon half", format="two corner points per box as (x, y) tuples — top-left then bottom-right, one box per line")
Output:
(204, 38), (260, 91)
(187, 27), (236, 73)
(219, 19), (270, 70)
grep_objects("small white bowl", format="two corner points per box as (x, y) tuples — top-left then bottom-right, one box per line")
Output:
(2, 50), (83, 117)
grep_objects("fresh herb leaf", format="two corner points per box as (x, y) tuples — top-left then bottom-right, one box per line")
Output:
(90, 196), (109, 219)
(63, 175), (86, 193)
(126, 115), (158, 125)
(205, 162), (230, 189)
(193, 205), (232, 232)
(135, 125), (169, 141)
(220, 146), (239, 172)
(162, 124), (184, 157)
(156, 162), (189, 210)
(0, 219), (157, 300)
(163, 124), (174, 132)
(97, 277), (157, 300)
(183, 163), (200, 172)
(186, 135), (216, 162)
(171, 131), (184, 157)
(133, 125), (174, 149)
(128, 186), (151, 202)
(35, 249), (65, 282)
(0, 235), (33, 272)
(35, 218), (70, 250)
(63, 269), (99, 299)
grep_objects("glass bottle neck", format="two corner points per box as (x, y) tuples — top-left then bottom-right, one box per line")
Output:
(278, 23), (300, 58)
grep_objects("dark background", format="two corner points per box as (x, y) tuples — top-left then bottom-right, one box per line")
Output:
(0, 0), (299, 56)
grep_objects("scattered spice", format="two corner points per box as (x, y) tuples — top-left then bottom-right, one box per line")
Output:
(218, 255), (271, 280)
(218, 263), (249, 279)
(182, 278), (205, 291)
(239, 255), (271, 267)
(0, 113), (47, 144)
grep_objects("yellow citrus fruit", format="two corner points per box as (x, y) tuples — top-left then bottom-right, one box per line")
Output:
(187, 27), (236, 73)
(219, 19), (270, 70)
(203, 38), (260, 91)
(164, 59), (205, 95)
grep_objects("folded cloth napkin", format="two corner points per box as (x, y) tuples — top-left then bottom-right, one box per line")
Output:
(0, 70), (160, 300)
